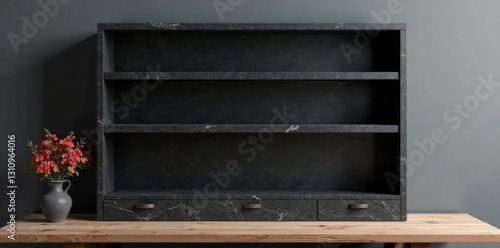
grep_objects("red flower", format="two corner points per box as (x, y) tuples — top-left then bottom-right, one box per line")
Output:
(26, 129), (91, 181)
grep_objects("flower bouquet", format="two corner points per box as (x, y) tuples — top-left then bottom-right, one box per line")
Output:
(26, 129), (91, 222)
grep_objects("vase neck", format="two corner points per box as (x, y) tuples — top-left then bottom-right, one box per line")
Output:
(47, 181), (66, 193)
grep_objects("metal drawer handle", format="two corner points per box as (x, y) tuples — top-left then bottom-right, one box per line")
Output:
(242, 203), (262, 209)
(134, 203), (155, 209)
(348, 203), (369, 209)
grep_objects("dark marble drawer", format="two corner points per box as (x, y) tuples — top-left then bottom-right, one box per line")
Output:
(103, 200), (186, 220)
(187, 200), (317, 221)
(318, 199), (401, 221)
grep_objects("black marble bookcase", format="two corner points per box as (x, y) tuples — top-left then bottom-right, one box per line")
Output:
(97, 23), (407, 221)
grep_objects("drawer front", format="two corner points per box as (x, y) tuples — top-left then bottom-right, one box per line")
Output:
(187, 200), (317, 221)
(103, 200), (186, 220)
(318, 200), (401, 221)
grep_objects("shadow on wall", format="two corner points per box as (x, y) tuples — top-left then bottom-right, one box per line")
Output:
(41, 35), (97, 214)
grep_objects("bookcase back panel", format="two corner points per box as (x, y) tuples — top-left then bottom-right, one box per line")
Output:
(112, 80), (399, 124)
(113, 133), (399, 194)
(112, 32), (400, 72)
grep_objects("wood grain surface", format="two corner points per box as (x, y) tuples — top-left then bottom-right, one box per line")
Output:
(1, 213), (499, 243)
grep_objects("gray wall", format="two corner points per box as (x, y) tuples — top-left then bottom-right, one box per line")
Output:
(1, 0), (499, 248)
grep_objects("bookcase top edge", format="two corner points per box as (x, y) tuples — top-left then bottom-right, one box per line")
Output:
(97, 23), (406, 31)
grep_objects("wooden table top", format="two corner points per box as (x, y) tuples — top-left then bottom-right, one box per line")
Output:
(1, 213), (500, 243)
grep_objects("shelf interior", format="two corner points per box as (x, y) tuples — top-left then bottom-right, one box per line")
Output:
(109, 133), (400, 195)
(109, 80), (400, 125)
(105, 31), (400, 73)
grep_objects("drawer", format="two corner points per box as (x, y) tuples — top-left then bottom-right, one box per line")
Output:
(318, 200), (401, 221)
(187, 200), (317, 221)
(103, 200), (186, 220)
